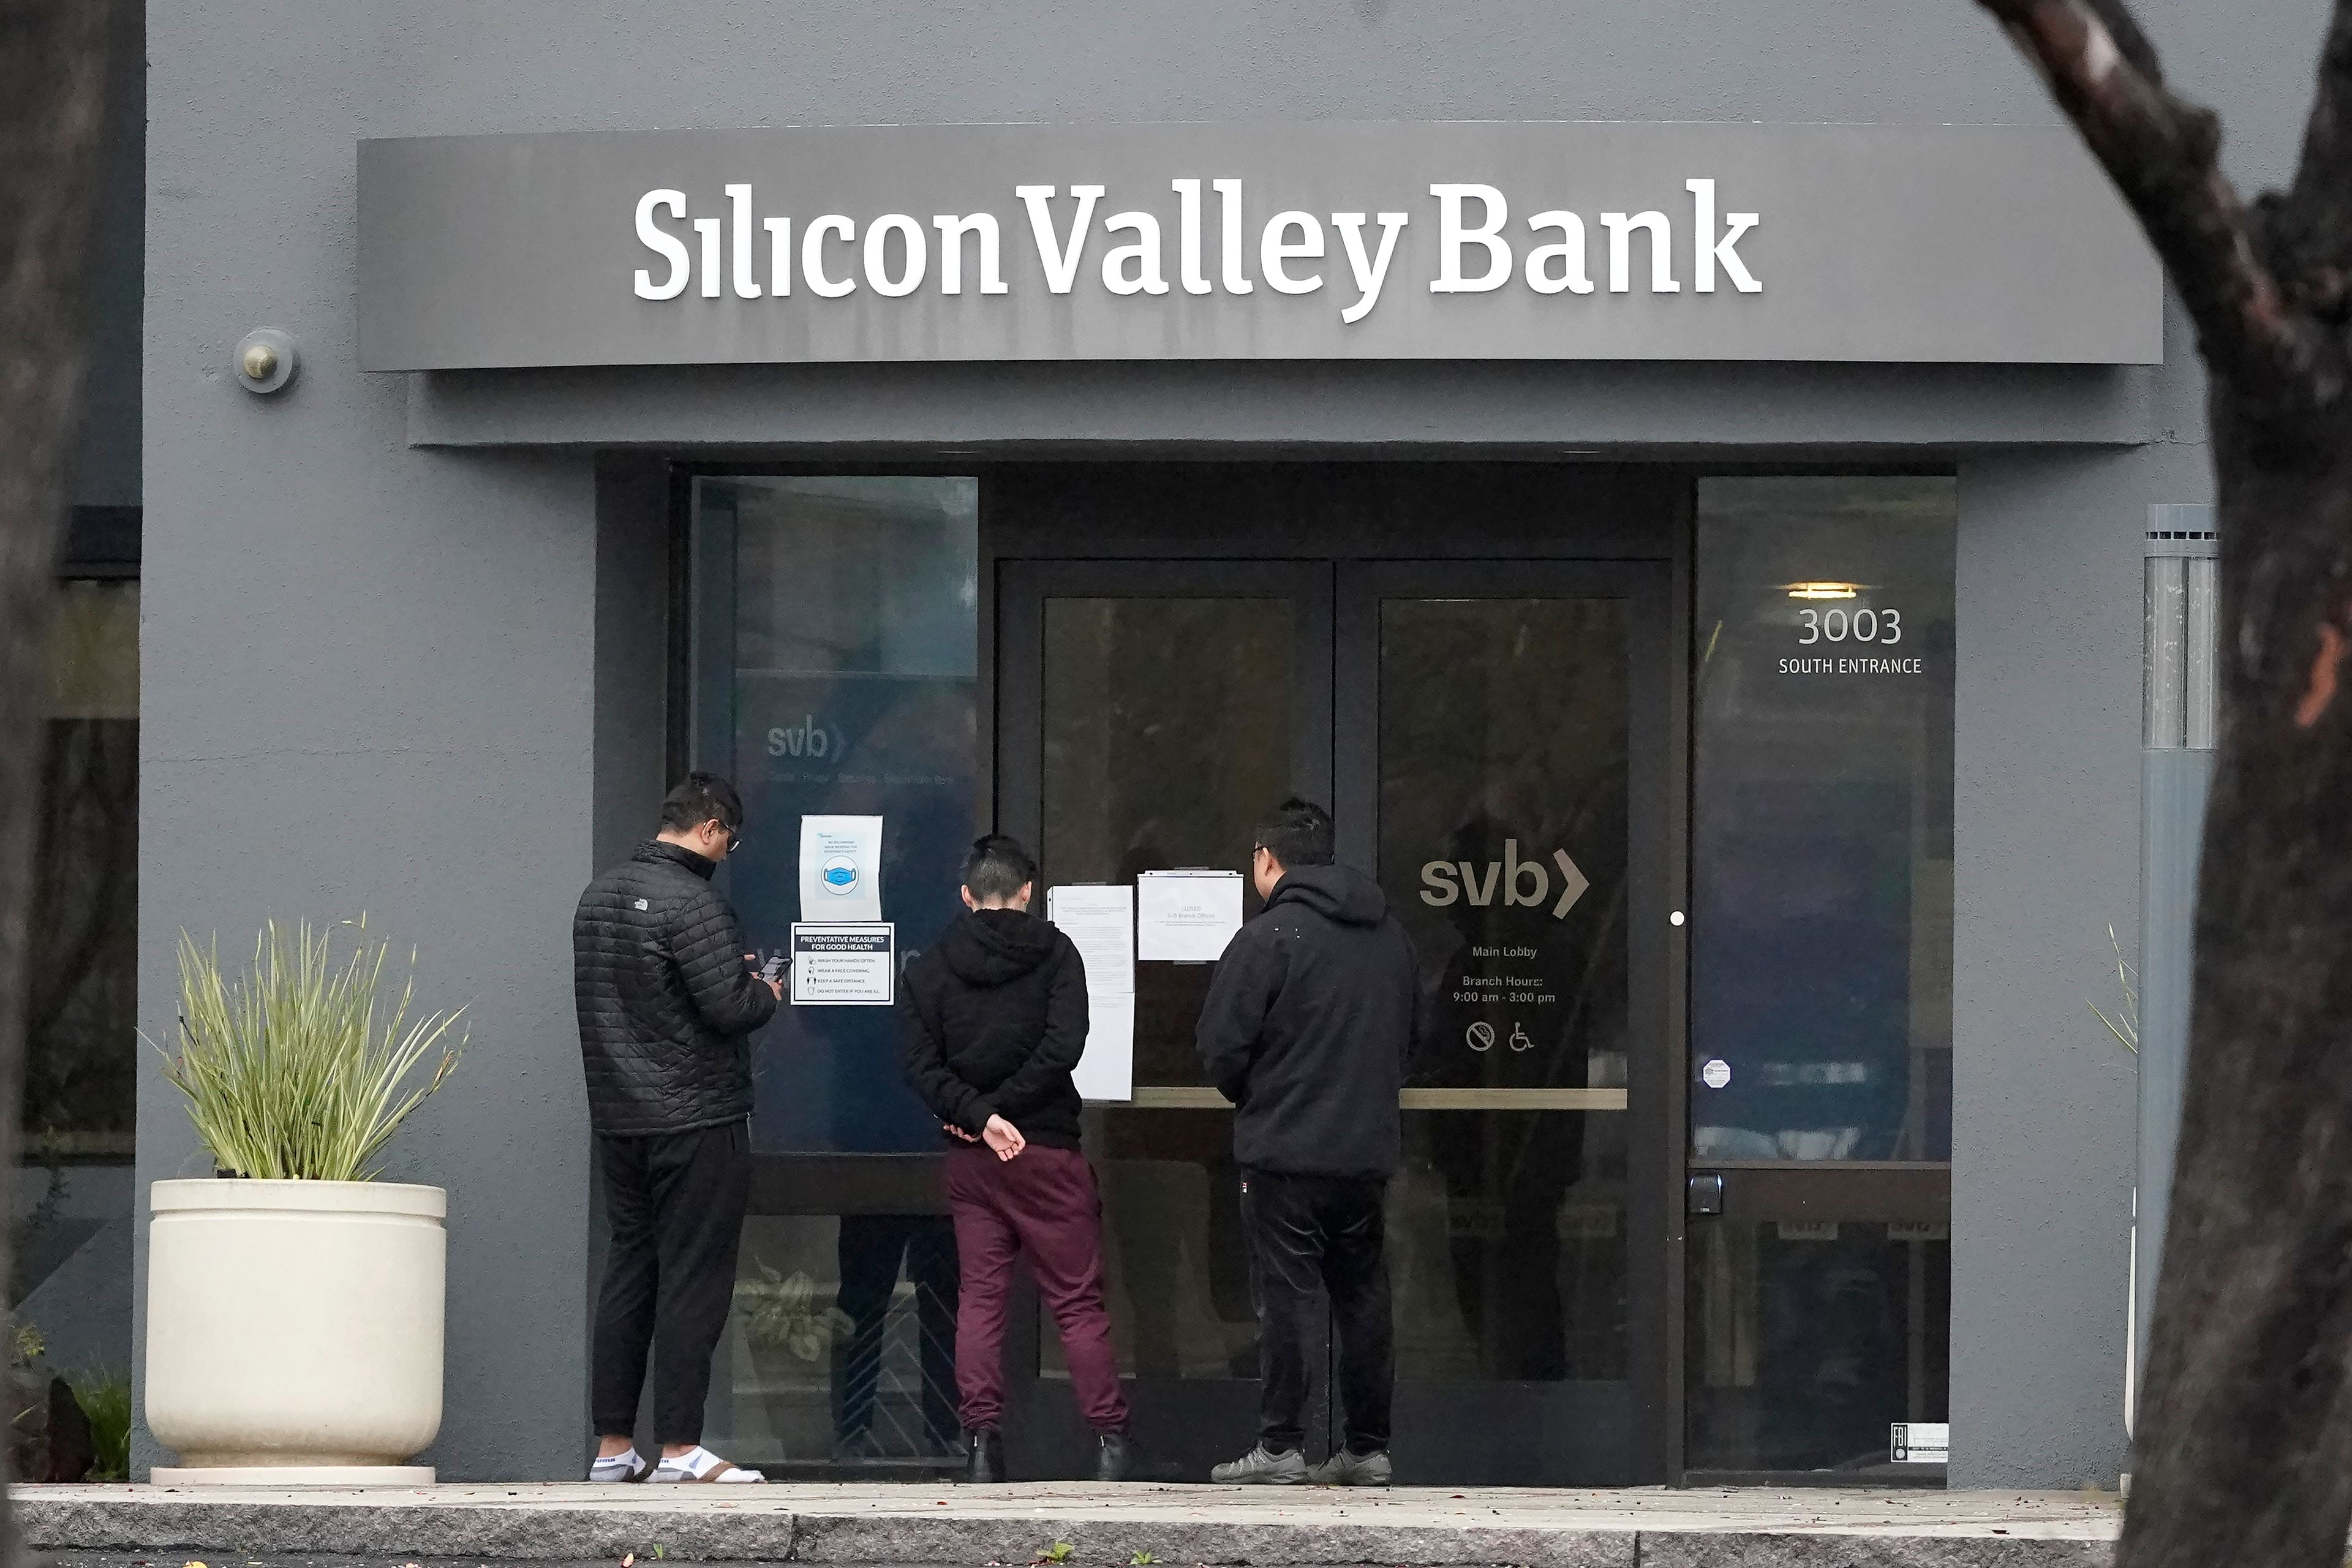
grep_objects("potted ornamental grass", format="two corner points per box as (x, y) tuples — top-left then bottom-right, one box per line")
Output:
(143, 918), (464, 1483)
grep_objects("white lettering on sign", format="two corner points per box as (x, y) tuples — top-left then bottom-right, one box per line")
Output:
(628, 177), (1760, 325)
(765, 715), (842, 760)
(1800, 606), (1904, 644)
(1777, 656), (1926, 676)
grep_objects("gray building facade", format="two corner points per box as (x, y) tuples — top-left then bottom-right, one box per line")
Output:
(109, 0), (2321, 1487)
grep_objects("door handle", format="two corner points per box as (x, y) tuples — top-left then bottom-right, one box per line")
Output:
(1687, 1172), (1725, 1216)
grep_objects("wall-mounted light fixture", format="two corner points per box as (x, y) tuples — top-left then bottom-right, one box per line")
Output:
(234, 328), (298, 394)
(1784, 581), (1863, 600)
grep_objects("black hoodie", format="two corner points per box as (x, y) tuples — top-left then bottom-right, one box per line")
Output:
(899, 908), (1089, 1150)
(1196, 863), (1417, 1179)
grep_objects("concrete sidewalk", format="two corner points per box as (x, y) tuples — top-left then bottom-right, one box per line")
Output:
(17, 1482), (2120, 1567)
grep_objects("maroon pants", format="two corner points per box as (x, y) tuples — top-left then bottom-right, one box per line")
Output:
(946, 1144), (1131, 1434)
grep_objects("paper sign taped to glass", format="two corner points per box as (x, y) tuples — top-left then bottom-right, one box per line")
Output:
(790, 922), (895, 1006)
(1046, 884), (1136, 1102)
(1136, 869), (1245, 962)
(798, 814), (883, 922)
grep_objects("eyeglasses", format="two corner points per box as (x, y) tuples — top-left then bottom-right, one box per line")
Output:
(717, 822), (745, 852)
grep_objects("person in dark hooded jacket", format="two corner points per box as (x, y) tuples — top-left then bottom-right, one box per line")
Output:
(1197, 797), (1414, 1489)
(899, 834), (1133, 1483)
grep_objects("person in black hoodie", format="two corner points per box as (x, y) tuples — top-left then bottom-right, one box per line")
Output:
(899, 834), (1134, 1483)
(1197, 797), (1415, 1488)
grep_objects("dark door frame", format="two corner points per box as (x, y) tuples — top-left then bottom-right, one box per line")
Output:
(981, 466), (1691, 1484)
(1334, 557), (1680, 1484)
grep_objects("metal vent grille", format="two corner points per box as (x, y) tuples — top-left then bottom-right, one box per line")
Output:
(2145, 509), (2218, 752)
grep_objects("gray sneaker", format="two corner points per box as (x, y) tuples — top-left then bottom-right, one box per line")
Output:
(1308, 1449), (1392, 1487)
(1210, 1444), (1308, 1484)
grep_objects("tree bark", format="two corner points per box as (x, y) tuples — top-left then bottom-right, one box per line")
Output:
(0, 0), (127, 1545)
(1978, 3), (2352, 1565)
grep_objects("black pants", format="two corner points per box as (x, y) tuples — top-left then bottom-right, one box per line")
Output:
(1242, 1168), (1394, 1456)
(592, 1120), (751, 1446)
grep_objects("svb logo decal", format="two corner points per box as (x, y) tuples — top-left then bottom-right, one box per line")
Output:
(1419, 839), (1589, 919)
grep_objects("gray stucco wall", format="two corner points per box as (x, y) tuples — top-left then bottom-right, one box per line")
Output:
(140, 0), (2327, 1483)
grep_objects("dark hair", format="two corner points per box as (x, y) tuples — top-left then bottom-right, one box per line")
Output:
(962, 834), (1037, 902)
(660, 772), (744, 834)
(1255, 796), (1335, 868)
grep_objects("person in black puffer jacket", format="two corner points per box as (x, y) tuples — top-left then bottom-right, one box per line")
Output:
(899, 835), (1133, 1483)
(573, 772), (780, 1486)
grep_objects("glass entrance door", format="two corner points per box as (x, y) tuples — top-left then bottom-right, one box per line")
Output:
(995, 556), (1670, 1485)
(1336, 562), (1673, 1485)
(997, 560), (1333, 1481)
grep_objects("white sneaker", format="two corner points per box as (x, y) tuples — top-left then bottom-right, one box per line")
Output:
(587, 1447), (651, 1483)
(652, 1446), (766, 1483)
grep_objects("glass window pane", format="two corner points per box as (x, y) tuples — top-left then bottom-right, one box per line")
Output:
(1692, 478), (1956, 1163)
(1041, 595), (1293, 1379)
(1039, 1107), (1259, 1382)
(706, 1212), (960, 1468)
(1685, 1217), (1950, 1474)
(20, 580), (139, 1412)
(1379, 596), (1631, 1383)
(1042, 597), (1294, 1088)
(696, 477), (981, 1156)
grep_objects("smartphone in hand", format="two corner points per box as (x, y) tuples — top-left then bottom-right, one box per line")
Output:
(758, 953), (786, 984)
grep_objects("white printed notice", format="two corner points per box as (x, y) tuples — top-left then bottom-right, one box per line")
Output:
(790, 922), (895, 1006)
(1137, 869), (1246, 962)
(799, 815), (883, 922)
(1046, 884), (1136, 1102)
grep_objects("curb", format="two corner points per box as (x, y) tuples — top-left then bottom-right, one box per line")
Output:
(15, 1497), (2116, 1568)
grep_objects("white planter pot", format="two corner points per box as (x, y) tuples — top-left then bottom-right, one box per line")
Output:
(144, 1178), (445, 1484)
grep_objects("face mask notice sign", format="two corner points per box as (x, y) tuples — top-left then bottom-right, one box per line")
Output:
(790, 922), (895, 1006)
(799, 815), (884, 922)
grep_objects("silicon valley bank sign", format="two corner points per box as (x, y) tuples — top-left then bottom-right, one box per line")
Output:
(356, 122), (2161, 371)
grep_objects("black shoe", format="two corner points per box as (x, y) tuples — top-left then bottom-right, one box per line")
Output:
(963, 1428), (1006, 1483)
(1095, 1431), (1133, 1482)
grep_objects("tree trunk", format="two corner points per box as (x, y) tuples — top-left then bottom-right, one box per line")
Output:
(1977, 2), (2352, 1564)
(0, 0), (129, 1545)
(2117, 368), (2352, 1568)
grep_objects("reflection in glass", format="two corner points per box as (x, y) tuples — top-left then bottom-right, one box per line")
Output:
(1379, 598), (1630, 1382)
(1039, 1109), (1259, 1382)
(706, 1213), (960, 1469)
(1041, 597), (1292, 1379)
(1692, 478), (1956, 1162)
(1685, 1218), (1950, 1473)
(695, 477), (979, 1155)
(17, 579), (139, 1393)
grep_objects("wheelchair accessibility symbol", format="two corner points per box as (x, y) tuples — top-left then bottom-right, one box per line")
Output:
(1466, 1020), (1535, 1053)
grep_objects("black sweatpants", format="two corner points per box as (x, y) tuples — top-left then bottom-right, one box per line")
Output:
(592, 1120), (751, 1446)
(1242, 1168), (1395, 1456)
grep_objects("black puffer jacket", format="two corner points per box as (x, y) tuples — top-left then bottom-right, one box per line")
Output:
(1196, 864), (1417, 1179)
(574, 840), (778, 1136)
(899, 908), (1088, 1150)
